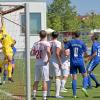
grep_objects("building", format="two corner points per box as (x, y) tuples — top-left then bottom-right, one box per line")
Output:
(0, 0), (47, 51)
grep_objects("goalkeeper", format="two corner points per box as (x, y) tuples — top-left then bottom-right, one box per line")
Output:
(0, 21), (16, 82)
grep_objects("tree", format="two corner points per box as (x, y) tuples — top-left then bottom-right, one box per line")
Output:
(47, 0), (80, 31)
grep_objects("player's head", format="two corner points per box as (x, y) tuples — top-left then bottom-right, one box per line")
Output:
(63, 37), (68, 43)
(72, 31), (80, 38)
(39, 30), (47, 39)
(91, 32), (99, 41)
(51, 32), (59, 39)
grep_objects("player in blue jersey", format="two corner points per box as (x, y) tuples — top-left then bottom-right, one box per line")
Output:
(87, 33), (100, 88)
(64, 32), (89, 99)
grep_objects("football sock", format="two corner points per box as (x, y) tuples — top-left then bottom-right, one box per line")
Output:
(61, 79), (66, 89)
(87, 75), (92, 87)
(47, 80), (51, 96)
(83, 76), (88, 89)
(72, 79), (77, 96)
(7, 63), (12, 78)
(43, 91), (47, 100)
(90, 73), (99, 85)
(3, 70), (7, 81)
(56, 79), (61, 96)
(33, 90), (37, 98)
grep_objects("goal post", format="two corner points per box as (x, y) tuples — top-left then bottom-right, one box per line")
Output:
(25, 3), (31, 100)
(0, 3), (31, 100)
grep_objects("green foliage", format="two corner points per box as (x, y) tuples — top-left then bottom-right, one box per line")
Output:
(47, 0), (80, 31)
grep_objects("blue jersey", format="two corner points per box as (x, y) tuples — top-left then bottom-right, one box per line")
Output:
(91, 41), (100, 62)
(64, 39), (87, 65)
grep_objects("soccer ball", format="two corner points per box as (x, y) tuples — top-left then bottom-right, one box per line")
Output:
(45, 28), (55, 34)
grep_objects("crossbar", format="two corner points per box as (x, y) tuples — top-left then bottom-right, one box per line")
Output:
(0, 4), (24, 6)
(0, 5), (24, 15)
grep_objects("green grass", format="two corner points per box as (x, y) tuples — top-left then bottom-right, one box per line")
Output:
(0, 59), (100, 100)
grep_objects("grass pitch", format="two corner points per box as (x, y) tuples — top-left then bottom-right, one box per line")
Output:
(0, 59), (100, 100)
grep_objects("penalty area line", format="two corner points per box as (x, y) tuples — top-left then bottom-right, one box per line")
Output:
(0, 89), (21, 100)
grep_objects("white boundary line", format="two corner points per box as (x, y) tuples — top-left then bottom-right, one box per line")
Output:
(0, 89), (21, 100)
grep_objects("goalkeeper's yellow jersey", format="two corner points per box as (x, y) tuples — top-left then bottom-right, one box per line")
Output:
(1, 34), (15, 47)
(0, 23), (15, 47)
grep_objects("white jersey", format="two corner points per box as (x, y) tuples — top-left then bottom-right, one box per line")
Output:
(50, 40), (61, 63)
(32, 40), (50, 65)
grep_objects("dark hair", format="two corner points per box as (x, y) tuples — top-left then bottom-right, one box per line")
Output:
(39, 30), (47, 39)
(73, 31), (80, 37)
(93, 32), (99, 40)
(51, 32), (59, 38)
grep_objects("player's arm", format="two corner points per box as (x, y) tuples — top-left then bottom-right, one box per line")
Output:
(45, 46), (51, 65)
(87, 52), (96, 61)
(64, 49), (70, 57)
(30, 47), (36, 56)
(56, 47), (62, 67)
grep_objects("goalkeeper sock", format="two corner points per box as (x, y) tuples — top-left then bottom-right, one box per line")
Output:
(7, 63), (12, 78)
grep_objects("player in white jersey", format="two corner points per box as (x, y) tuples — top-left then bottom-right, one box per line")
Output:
(47, 32), (63, 98)
(60, 38), (70, 92)
(31, 30), (51, 100)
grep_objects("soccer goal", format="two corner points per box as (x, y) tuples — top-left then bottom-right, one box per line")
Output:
(0, 3), (31, 100)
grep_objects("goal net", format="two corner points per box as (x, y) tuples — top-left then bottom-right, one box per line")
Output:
(0, 4), (27, 100)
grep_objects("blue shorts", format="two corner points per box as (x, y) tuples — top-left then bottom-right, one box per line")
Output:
(12, 59), (15, 64)
(70, 63), (86, 74)
(87, 59), (100, 73)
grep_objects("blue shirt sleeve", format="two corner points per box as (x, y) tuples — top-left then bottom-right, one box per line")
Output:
(13, 47), (17, 54)
(92, 43), (97, 53)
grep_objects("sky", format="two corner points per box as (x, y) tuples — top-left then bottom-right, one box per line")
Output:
(48, 0), (100, 15)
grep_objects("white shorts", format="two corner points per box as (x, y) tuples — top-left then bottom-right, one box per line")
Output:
(49, 61), (61, 77)
(34, 64), (49, 81)
(61, 60), (70, 76)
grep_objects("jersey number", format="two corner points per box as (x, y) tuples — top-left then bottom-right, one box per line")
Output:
(98, 48), (100, 57)
(36, 50), (42, 59)
(74, 47), (78, 57)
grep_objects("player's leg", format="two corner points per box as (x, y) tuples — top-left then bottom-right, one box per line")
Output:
(7, 54), (13, 82)
(32, 65), (40, 100)
(33, 81), (39, 100)
(47, 62), (54, 96)
(86, 60), (94, 88)
(80, 66), (88, 97)
(0, 60), (4, 84)
(61, 61), (70, 92)
(70, 66), (77, 98)
(61, 69), (69, 92)
(87, 60), (100, 88)
(72, 74), (77, 99)
(12, 58), (15, 75)
(3, 63), (8, 83)
(53, 62), (63, 98)
(41, 64), (49, 100)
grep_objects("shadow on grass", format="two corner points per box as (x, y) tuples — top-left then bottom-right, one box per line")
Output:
(93, 96), (100, 98)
